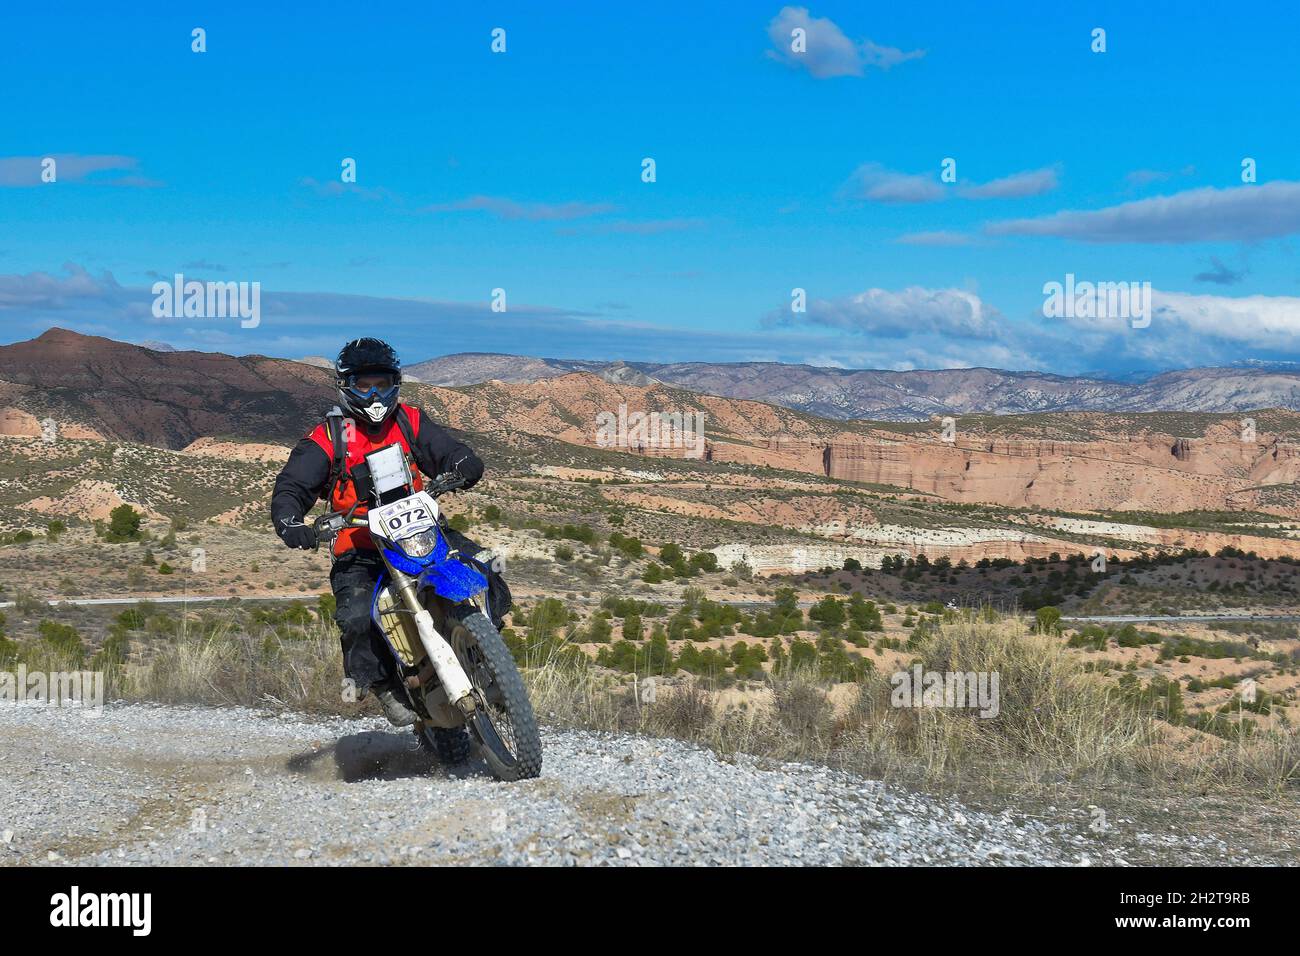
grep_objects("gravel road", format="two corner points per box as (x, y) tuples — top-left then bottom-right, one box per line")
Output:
(0, 702), (1274, 866)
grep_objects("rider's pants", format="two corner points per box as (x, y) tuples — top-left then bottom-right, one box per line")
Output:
(329, 548), (397, 693)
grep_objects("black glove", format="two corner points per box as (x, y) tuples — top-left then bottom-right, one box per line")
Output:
(278, 516), (317, 550)
(449, 452), (483, 489)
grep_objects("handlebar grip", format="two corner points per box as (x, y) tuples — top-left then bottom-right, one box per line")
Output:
(430, 471), (466, 493)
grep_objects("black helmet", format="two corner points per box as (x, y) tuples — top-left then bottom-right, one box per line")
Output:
(335, 337), (402, 425)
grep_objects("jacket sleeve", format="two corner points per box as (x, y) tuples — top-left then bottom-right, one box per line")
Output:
(270, 438), (332, 534)
(415, 409), (484, 488)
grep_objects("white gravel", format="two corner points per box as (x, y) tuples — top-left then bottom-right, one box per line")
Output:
(0, 701), (1267, 866)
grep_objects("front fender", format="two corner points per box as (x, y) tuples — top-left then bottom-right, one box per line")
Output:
(381, 544), (488, 603)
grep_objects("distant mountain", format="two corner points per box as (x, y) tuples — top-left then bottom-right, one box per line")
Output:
(408, 352), (619, 385)
(408, 353), (1300, 421)
(0, 328), (333, 448)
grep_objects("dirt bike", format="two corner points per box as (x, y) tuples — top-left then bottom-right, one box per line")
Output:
(311, 441), (541, 782)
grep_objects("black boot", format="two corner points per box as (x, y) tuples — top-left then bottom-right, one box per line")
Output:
(370, 685), (417, 727)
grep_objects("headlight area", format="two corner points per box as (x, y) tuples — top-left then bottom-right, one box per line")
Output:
(398, 529), (440, 558)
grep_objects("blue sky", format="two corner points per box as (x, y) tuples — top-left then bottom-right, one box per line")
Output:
(3, 1), (1300, 377)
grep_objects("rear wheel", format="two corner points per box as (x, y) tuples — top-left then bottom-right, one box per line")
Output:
(448, 606), (542, 781)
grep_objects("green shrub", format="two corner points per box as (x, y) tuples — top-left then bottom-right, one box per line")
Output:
(38, 620), (86, 664)
(1035, 606), (1062, 633)
(689, 551), (719, 573)
(105, 505), (143, 542)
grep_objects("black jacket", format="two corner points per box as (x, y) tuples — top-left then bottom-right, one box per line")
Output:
(270, 407), (484, 536)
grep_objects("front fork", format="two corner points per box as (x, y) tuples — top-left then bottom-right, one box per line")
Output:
(389, 566), (477, 715)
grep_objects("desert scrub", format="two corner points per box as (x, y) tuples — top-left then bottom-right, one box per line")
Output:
(122, 611), (351, 715)
(524, 612), (1297, 797)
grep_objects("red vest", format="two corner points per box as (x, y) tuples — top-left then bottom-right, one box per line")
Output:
(307, 404), (423, 555)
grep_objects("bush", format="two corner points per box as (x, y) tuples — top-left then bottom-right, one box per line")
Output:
(105, 505), (143, 542)
(1067, 624), (1108, 650)
(526, 598), (571, 644)
(809, 595), (846, 629)
(38, 620), (86, 664)
(585, 615), (612, 643)
(847, 594), (883, 632)
(689, 551), (719, 573)
(608, 532), (644, 559)
(1035, 606), (1062, 633)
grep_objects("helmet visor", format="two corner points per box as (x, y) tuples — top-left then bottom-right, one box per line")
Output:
(343, 372), (398, 402)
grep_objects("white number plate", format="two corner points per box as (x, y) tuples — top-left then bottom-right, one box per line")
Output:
(369, 491), (439, 540)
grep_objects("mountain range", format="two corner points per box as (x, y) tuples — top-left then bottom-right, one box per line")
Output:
(406, 353), (1300, 421)
(6, 329), (1300, 453)
(7, 329), (1300, 526)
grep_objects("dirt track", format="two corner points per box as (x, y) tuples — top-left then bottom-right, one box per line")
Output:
(0, 702), (1288, 866)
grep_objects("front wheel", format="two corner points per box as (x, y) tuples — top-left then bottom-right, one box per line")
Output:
(448, 606), (542, 781)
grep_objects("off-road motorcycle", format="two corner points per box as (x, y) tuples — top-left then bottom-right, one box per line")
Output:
(311, 440), (542, 782)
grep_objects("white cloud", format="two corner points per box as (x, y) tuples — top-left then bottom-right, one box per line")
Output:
(1150, 290), (1300, 349)
(848, 164), (1060, 206)
(986, 181), (1300, 243)
(0, 154), (153, 188)
(1124, 165), (1195, 188)
(765, 7), (923, 79)
(774, 283), (1300, 374)
(780, 286), (1004, 341)
(960, 166), (1059, 199)
(0, 262), (123, 307)
(896, 230), (976, 246)
(422, 195), (616, 221)
(1040, 288), (1300, 370)
(844, 163), (944, 203)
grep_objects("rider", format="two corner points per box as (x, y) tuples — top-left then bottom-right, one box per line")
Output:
(270, 337), (484, 727)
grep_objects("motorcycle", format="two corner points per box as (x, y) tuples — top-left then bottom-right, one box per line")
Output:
(311, 441), (542, 782)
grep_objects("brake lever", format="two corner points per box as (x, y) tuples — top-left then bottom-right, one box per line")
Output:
(428, 471), (466, 496)
(312, 511), (348, 548)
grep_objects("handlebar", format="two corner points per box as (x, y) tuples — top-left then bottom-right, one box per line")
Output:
(310, 472), (466, 548)
(424, 471), (467, 496)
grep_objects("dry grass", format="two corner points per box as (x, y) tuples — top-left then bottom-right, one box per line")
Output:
(125, 616), (352, 715)
(526, 614), (1299, 797)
